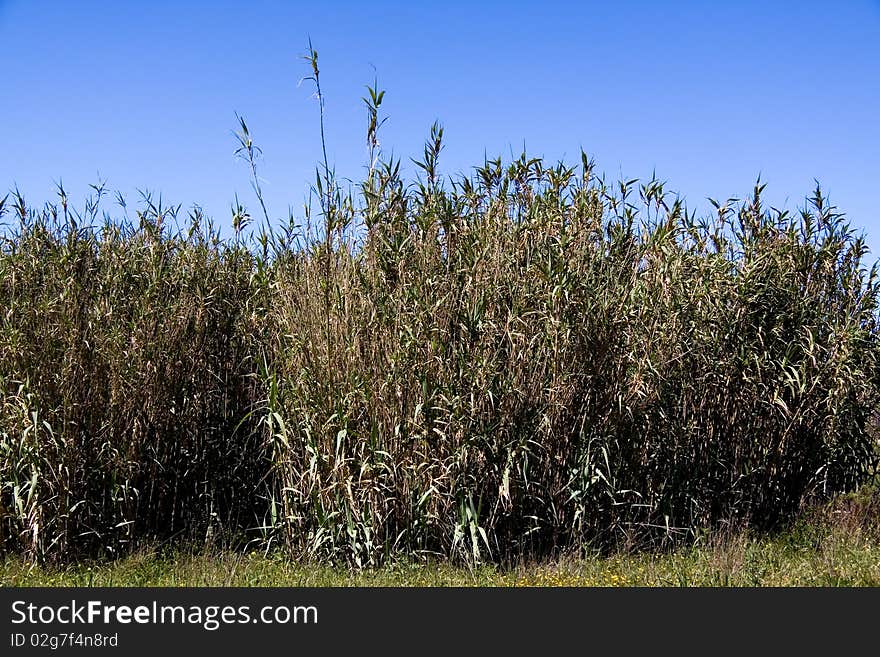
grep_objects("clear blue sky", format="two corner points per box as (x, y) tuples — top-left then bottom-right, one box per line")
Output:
(2, 1), (879, 251)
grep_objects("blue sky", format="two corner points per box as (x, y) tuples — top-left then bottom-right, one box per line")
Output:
(2, 1), (879, 251)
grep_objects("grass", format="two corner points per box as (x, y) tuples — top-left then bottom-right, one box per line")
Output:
(2, 47), (879, 567)
(3, 528), (878, 587)
(4, 490), (879, 586)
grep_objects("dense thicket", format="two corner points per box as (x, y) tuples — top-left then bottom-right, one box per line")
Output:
(2, 140), (878, 564)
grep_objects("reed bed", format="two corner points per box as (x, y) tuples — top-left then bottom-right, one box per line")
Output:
(1, 70), (878, 566)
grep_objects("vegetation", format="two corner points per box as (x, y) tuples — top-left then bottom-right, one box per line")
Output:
(1, 50), (879, 567)
(3, 490), (878, 586)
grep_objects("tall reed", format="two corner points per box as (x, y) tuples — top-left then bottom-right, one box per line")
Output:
(1, 72), (877, 564)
